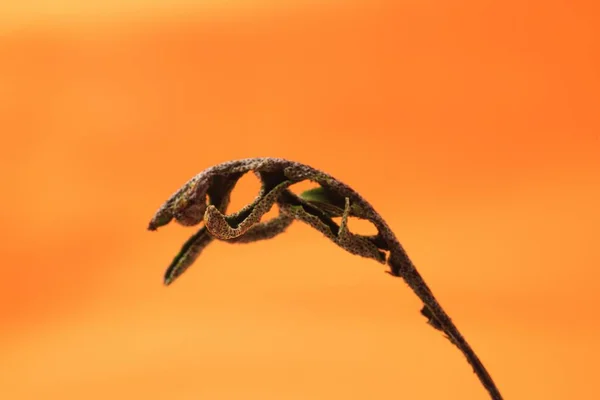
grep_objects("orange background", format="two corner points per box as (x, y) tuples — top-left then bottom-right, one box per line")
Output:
(1, 1), (599, 399)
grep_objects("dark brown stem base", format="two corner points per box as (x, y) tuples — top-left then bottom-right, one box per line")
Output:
(391, 258), (503, 400)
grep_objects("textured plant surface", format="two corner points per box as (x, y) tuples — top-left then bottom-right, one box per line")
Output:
(148, 157), (503, 400)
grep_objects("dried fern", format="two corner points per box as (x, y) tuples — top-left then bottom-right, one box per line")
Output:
(148, 158), (503, 400)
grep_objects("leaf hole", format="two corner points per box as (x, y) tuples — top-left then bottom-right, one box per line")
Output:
(289, 179), (322, 196)
(227, 172), (279, 221)
(332, 216), (379, 236)
(227, 172), (261, 212)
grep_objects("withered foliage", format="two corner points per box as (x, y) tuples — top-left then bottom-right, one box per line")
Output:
(149, 158), (502, 400)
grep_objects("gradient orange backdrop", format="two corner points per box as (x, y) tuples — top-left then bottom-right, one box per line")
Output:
(1, 1), (599, 399)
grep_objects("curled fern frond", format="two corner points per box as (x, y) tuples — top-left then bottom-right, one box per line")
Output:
(148, 157), (503, 400)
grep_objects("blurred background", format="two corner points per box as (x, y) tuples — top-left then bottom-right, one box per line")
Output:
(1, 0), (598, 399)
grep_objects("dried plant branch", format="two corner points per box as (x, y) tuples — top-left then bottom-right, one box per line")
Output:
(148, 158), (503, 400)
